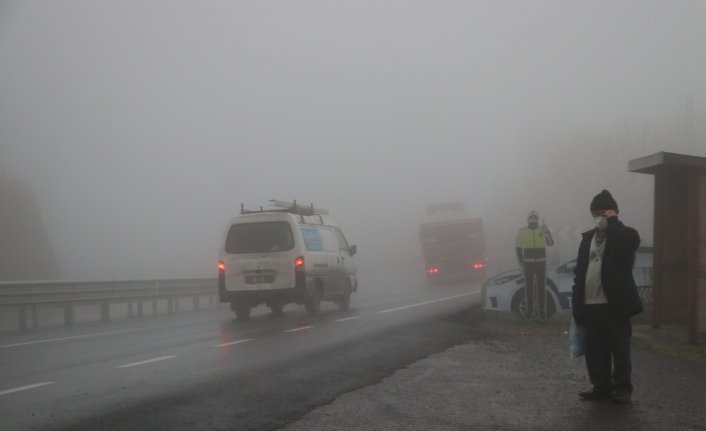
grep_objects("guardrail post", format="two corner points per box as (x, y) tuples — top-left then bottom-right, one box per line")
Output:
(128, 300), (134, 318)
(193, 296), (199, 311)
(137, 300), (143, 318)
(19, 305), (27, 330)
(167, 298), (174, 314)
(152, 299), (157, 315)
(101, 301), (110, 323)
(64, 303), (74, 326)
(32, 304), (38, 328)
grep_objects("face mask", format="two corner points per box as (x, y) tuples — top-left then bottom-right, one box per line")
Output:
(528, 222), (538, 229)
(594, 216), (607, 230)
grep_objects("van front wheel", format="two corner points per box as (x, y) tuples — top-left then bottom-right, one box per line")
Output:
(337, 281), (352, 311)
(269, 301), (284, 316)
(305, 288), (321, 315)
(231, 301), (251, 321)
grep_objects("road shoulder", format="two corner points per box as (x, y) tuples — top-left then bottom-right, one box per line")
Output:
(283, 312), (706, 431)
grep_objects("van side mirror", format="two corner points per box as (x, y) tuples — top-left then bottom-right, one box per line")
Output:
(349, 245), (357, 256)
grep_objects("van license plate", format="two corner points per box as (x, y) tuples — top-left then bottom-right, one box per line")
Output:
(246, 275), (273, 284)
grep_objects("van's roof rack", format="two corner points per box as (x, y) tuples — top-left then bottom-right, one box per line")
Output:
(240, 199), (330, 217)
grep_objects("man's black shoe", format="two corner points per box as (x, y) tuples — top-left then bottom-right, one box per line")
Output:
(578, 389), (612, 401)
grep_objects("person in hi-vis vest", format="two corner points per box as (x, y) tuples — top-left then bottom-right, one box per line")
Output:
(516, 211), (554, 320)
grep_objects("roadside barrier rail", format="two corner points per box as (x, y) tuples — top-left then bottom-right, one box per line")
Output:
(0, 278), (218, 330)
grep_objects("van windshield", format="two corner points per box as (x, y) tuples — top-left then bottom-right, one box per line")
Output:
(225, 222), (294, 254)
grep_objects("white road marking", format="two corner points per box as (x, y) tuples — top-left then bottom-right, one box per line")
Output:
(115, 355), (176, 368)
(0, 328), (140, 349)
(334, 316), (361, 322)
(215, 338), (254, 347)
(283, 325), (314, 333)
(379, 291), (480, 313)
(0, 382), (55, 396)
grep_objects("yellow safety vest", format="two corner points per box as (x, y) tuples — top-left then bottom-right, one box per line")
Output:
(516, 227), (549, 249)
(516, 227), (551, 261)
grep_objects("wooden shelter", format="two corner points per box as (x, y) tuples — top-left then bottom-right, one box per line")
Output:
(629, 152), (706, 344)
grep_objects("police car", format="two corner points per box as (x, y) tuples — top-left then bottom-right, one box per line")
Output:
(482, 247), (652, 318)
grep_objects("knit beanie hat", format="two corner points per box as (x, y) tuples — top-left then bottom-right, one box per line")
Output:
(590, 189), (618, 211)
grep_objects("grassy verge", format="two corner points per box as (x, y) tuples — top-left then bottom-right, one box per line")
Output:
(480, 311), (706, 364)
(479, 310), (571, 337)
(630, 327), (706, 364)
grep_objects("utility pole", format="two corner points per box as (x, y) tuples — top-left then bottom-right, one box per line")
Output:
(684, 93), (696, 153)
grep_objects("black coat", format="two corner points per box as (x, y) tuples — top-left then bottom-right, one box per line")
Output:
(571, 216), (643, 325)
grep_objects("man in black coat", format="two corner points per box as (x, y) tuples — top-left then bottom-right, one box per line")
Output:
(571, 189), (643, 403)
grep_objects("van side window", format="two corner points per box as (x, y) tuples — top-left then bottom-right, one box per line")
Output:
(334, 229), (350, 251)
(300, 227), (324, 251)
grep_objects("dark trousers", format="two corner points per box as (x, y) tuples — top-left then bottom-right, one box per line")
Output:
(523, 262), (546, 319)
(583, 304), (633, 393)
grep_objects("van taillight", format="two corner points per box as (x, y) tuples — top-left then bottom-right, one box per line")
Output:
(217, 261), (226, 291)
(473, 261), (486, 270)
(294, 256), (305, 288)
(294, 257), (305, 268)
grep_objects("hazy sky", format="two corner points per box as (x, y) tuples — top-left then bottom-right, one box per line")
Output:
(1, 1), (705, 280)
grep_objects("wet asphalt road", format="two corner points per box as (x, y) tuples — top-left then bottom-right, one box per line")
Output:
(1, 269), (484, 430)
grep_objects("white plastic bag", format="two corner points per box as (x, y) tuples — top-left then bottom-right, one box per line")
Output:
(568, 317), (585, 359)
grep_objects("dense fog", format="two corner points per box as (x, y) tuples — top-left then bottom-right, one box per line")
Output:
(1, 0), (705, 280)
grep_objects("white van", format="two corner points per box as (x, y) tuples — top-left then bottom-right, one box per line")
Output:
(218, 201), (358, 320)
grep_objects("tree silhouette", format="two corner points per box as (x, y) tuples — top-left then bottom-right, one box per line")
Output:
(0, 170), (61, 280)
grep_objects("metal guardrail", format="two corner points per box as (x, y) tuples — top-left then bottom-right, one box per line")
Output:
(0, 278), (218, 330)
